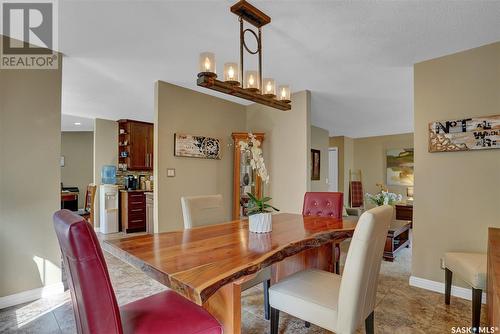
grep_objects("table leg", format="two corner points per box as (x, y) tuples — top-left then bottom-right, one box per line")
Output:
(203, 281), (242, 334)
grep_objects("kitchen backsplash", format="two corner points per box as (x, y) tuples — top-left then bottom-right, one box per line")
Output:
(116, 170), (153, 188)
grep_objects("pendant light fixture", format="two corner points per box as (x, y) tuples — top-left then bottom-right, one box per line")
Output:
(197, 0), (291, 111)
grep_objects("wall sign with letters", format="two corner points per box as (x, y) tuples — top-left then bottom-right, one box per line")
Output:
(428, 115), (500, 152)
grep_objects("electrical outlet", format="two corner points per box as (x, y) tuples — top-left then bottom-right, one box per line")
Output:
(167, 168), (175, 177)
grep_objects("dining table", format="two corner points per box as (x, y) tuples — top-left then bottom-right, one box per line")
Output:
(104, 213), (356, 334)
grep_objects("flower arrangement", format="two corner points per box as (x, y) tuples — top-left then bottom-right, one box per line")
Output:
(365, 190), (402, 206)
(239, 133), (279, 233)
(239, 133), (269, 184)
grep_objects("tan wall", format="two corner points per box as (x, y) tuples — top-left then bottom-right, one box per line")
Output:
(413, 42), (500, 286)
(247, 91), (311, 214)
(329, 136), (354, 205)
(353, 133), (414, 208)
(0, 36), (62, 296)
(61, 132), (94, 208)
(310, 126), (329, 192)
(155, 81), (246, 232)
(93, 118), (118, 228)
(329, 136), (345, 193)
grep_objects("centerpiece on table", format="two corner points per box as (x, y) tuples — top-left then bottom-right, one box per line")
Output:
(239, 133), (279, 233)
(365, 183), (403, 206)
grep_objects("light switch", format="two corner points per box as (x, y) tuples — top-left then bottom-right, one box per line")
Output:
(167, 168), (175, 177)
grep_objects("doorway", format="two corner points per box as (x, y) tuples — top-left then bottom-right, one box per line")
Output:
(328, 147), (338, 192)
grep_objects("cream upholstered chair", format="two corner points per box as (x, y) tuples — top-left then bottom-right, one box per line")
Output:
(181, 195), (226, 228)
(269, 205), (394, 334)
(444, 252), (486, 331)
(180, 194), (272, 319)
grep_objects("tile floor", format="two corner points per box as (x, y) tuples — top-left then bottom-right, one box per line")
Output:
(0, 239), (486, 333)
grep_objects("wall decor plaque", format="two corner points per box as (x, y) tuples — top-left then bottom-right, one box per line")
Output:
(429, 115), (500, 152)
(174, 134), (221, 159)
(311, 149), (320, 181)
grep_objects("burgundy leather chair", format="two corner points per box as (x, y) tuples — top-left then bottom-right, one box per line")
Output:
(302, 192), (344, 274)
(53, 210), (222, 334)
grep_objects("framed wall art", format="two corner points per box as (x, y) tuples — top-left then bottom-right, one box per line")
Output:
(386, 148), (414, 186)
(311, 149), (320, 181)
(174, 134), (221, 159)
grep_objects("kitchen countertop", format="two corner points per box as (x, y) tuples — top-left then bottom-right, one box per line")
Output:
(119, 189), (153, 193)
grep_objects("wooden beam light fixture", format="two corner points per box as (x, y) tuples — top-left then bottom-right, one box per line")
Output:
(197, 0), (291, 111)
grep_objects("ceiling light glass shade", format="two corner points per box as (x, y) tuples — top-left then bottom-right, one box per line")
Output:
(223, 62), (239, 84)
(244, 70), (260, 91)
(263, 78), (276, 96)
(278, 85), (291, 102)
(199, 52), (216, 75)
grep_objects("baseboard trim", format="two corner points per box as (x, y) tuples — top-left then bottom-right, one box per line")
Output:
(409, 276), (486, 304)
(0, 282), (64, 309)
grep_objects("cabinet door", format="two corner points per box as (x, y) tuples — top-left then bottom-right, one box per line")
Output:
(129, 122), (149, 170)
(146, 124), (153, 169)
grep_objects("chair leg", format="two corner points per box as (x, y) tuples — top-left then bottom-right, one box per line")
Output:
(472, 288), (482, 333)
(445, 268), (452, 305)
(365, 311), (374, 334)
(335, 242), (341, 274)
(264, 279), (271, 320)
(270, 307), (280, 334)
(304, 321), (310, 328)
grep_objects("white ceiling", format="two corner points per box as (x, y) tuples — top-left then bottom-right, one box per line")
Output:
(61, 114), (94, 132)
(58, 0), (500, 138)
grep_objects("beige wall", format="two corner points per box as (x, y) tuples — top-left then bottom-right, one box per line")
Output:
(61, 132), (94, 208)
(155, 81), (246, 232)
(247, 91), (311, 214)
(310, 126), (329, 191)
(413, 42), (500, 286)
(93, 118), (118, 228)
(0, 36), (62, 297)
(353, 133), (414, 208)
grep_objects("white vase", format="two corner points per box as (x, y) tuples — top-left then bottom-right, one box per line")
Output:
(249, 213), (272, 233)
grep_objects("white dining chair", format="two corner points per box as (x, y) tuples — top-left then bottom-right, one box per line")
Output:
(180, 194), (272, 319)
(181, 194), (226, 228)
(269, 205), (394, 334)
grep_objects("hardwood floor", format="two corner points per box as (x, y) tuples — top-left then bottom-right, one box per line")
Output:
(0, 241), (486, 333)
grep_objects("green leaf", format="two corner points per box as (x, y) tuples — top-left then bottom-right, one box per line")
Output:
(261, 197), (272, 202)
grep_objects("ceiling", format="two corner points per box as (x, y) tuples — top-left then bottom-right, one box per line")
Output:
(59, 0), (500, 138)
(61, 114), (94, 131)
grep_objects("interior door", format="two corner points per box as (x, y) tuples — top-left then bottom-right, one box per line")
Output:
(328, 148), (338, 192)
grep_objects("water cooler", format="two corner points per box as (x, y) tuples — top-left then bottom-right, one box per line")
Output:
(99, 184), (119, 234)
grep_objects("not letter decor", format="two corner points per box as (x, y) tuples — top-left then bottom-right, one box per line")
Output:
(196, 0), (291, 111)
(386, 148), (414, 186)
(174, 134), (221, 159)
(429, 115), (500, 152)
(311, 149), (321, 181)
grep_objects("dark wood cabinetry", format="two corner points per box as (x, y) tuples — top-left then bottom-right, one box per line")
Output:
(118, 119), (154, 171)
(395, 204), (413, 224)
(120, 190), (146, 233)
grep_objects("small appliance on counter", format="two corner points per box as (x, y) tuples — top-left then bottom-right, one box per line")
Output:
(125, 175), (138, 190)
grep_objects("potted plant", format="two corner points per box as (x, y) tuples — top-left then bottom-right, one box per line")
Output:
(246, 192), (279, 233)
(365, 184), (402, 206)
(239, 133), (279, 233)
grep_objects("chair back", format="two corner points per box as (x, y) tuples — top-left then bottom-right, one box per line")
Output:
(53, 210), (122, 334)
(302, 192), (343, 218)
(181, 194), (225, 228)
(337, 205), (393, 333)
(84, 184), (97, 226)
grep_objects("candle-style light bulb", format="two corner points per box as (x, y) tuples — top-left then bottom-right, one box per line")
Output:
(228, 66), (234, 79)
(198, 52), (216, 77)
(266, 82), (272, 92)
(281, 88), (286, 98)
(249, 75), (254, 86)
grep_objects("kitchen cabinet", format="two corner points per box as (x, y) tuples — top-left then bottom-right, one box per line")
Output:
(120, 190), (146, 233)
(118, 119), (153, 171)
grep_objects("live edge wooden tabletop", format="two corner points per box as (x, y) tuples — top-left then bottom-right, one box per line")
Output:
(104, 213), (356, 305)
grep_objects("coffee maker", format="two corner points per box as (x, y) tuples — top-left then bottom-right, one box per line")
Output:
(125, 175), (138, 190)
